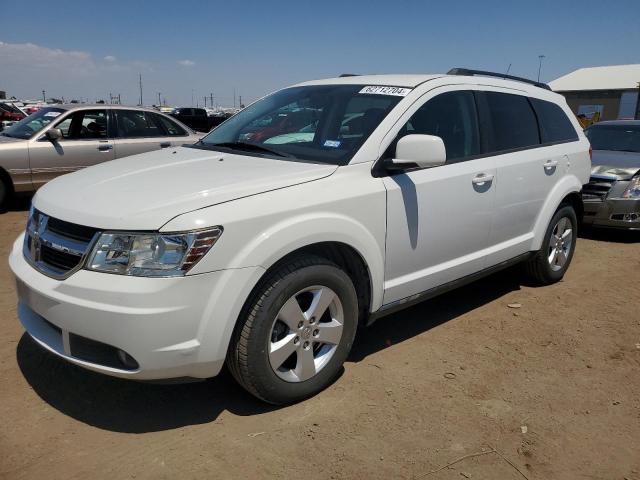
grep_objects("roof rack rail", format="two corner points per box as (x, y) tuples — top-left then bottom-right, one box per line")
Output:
(447, 68), (551, 90)
(339, 73), (359, 77)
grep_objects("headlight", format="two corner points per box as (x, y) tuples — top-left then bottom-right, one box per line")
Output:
(622, 176), (640, 198)
(86, 227), (223, 277)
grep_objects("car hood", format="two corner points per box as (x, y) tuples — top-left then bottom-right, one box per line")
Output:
(33, 146), (338, 230)
(591, 150), (640, 180)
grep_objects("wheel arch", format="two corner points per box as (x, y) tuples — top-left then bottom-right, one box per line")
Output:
(531, 176), (584, 251)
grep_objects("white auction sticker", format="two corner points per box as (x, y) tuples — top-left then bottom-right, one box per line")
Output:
(359, 86), (412, 96)
(44, 111), (62, 118)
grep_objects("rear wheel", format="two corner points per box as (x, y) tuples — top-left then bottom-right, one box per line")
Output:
(524, 204), (577, 285)
(227, 255), (358, 404)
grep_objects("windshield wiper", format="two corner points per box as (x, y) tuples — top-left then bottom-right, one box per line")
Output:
(208, 141), (294, 158)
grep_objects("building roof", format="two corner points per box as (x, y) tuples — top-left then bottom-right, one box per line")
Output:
(549, 64), (640, 92)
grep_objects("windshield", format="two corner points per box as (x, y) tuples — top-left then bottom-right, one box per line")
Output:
(585, 124), (640, 153)
(0, 107), (67, 139)
(196, 85), (405, 164)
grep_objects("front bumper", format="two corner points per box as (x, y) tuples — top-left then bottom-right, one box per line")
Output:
(582, 197), (640, 230)
(9, 233), (265, 380)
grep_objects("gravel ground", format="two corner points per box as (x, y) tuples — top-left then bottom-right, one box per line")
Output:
(1, 197), (639, 480)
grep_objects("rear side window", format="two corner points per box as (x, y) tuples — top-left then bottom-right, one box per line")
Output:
(399, 91), (480, 162)
(530, 98), (578, 143)
(115, 110), (164, 138)
(484, 92), (540, 152)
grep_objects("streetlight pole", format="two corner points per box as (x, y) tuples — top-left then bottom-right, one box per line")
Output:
(42, 90), (46, 102)
(537, 55), (546, 83)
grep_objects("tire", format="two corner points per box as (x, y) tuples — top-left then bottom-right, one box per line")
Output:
(524, 203), (577, 285)
(0, 177), (9, 212)
(227, 255), (358, 404)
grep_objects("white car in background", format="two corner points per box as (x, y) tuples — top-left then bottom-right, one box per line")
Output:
(10, 69), (590, 404)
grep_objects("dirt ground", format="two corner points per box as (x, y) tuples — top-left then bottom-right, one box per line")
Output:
(0, 196), (639, 480)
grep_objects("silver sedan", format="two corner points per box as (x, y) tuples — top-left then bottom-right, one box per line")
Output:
(0, 104), (202, 208)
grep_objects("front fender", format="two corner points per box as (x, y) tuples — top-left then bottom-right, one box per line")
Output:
(531, 174), (583, 250)
(223, 212), (385, 311)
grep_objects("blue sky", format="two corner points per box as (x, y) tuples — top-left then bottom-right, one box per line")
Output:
(1, 0), (639, 106)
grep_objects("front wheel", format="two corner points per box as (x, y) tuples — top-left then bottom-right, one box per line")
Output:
(524, 203), (578, 285)
(227, 255), (358, 404)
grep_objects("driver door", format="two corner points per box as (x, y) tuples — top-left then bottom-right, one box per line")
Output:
(28, 109), (114, 188)
(381, 89), (496, 304)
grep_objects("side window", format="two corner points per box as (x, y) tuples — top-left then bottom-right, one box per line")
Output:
(530, 98), (579, 144)
(153, 113), (187, 136)
(55, 110), (108, 139)
(398, 91), (480, 163)
(484, 92), (539, 151)
(115, 110), (164, 138)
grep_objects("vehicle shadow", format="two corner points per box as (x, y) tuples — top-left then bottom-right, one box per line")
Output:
(17, 268), (522, 433)
(579, 225), (640, 243)
(16, 334), (282, 433)
(350, 268), (521, 361)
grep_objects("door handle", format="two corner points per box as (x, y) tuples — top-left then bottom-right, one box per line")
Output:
(97, 144), (113, 151)
(160, 142), (171, 148)
(472, 173), (494, 186)
(544, 159), (559, 169)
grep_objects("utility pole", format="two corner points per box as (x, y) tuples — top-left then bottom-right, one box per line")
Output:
(210, 92), (214, 108)
(157, 92), (161, 106)
(537, 55), (545, 82)
(239, 95), (242, 108)
(42, 90), (46, 102)
(138, 73), (143, 106)
(233, 88), (236, 108)
(204, 96), (207, 108)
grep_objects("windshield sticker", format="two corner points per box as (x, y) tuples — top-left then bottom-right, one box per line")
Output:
(44, 111), (62, 118)
(324, 140), (341, 148)
(359, 86), (412, 97)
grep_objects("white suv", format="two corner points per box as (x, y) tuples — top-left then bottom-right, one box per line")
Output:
(9, 69), (591, 404)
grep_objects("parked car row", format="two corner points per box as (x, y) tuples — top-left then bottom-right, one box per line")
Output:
(0, 102), (26, 130)
(0, 105), (201, 207)
(169, 107), (232, 132)
(9, 69), (593, 404)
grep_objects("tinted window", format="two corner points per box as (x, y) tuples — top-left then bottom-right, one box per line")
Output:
(115, 110), (164, 138)
(399, 91), (480, 162)
(485, 92), (539, 151)
(153, 113), (187, 136)
(585, 124), (640, 153)
(54, 110), (108, 139)
(531, 98), (578, 143)
(193, 109), (206, 116)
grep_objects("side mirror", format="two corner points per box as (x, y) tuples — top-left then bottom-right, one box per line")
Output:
(46, 128), (63, 141)
(390, 134), (446, 170)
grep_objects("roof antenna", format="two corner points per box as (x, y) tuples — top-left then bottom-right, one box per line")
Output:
(505, 63), (512, 75)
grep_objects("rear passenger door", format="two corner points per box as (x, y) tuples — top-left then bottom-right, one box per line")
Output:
(478, 90), (569, 265)
(112, 109), (174, 158)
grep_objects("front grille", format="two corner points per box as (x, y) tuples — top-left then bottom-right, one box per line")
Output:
(40, 245), (82, 271)
(47, 217), (98, 243)
(23, 210), (100, 279)
(582, 176), (616, 201)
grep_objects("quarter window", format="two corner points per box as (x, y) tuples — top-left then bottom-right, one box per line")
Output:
(530, 98), (578, 144)
(398, 91), (480, 162)
(484, 92), (540, 152)
(153, 113), (187, 136)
